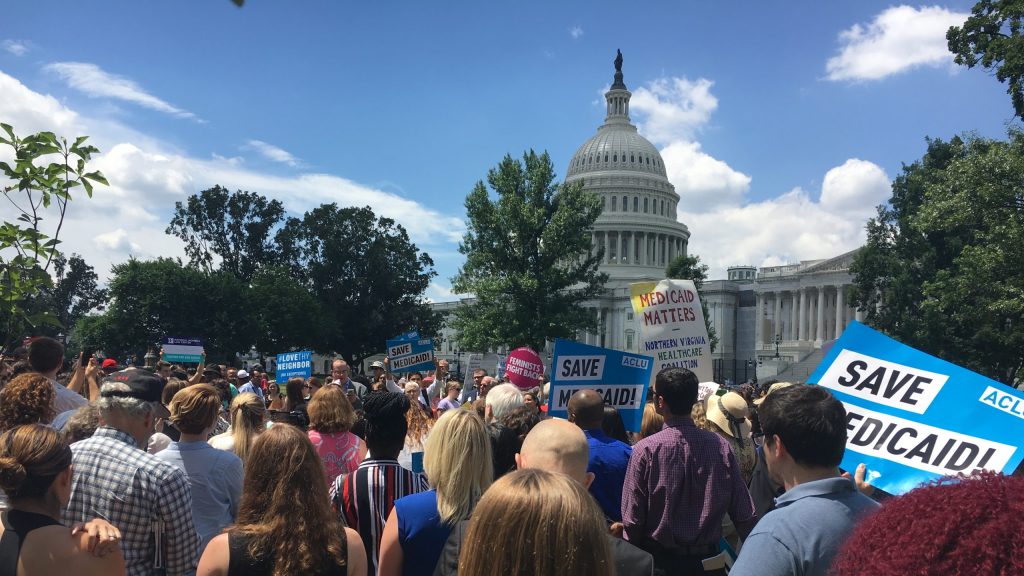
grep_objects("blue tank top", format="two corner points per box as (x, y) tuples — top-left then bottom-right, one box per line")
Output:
(394, 490), (454, 576)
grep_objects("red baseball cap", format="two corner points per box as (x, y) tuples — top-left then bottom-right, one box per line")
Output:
(101, 358), (119, 370)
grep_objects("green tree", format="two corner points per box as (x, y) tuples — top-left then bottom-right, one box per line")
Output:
(450, 151), (607, 353)
(948, 1), (1024, 118)
(250, 265), (328, 356)
(0, 124), (106, 345)
(850, 132), (1024, 385)
(166, 185), (285, 281)
(665, 253), (718, 353)
(276, 204), (439, 365)
(77, 258), (256, 363)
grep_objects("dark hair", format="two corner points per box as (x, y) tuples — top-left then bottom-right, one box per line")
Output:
(156, 360), (172, 370)
(0, 373), (56, 431)
(209, 378), (231, 403)
(601, 405), (629, 444)
(285, 377), (306, 405)
(654, 368), (699, 415)
(759, 385), (846, 468)
(363, 392), (409, 458)
(161, 378), (190, 406)
(499, 405), (541, 443)
(27, 337), (64, 374)
(170, 369), (188, 380)
(0, 424), (72, 499)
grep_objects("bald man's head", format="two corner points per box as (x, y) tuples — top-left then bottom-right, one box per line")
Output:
(515, 419), (593, 488)
(567, 389), (605, 429)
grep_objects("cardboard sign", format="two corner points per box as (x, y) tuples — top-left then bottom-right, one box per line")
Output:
(809, 321), (1024, 495)
(463, 354), (483, 390)
(162, 337), (203, 363)
(505, 347), (544, 390)
(275, 351), (312, 381)
(698, 382), (720, 402)
(387, 333), (435, 373)
(630, 279), (713, 384)
(547, 339), (653, 432)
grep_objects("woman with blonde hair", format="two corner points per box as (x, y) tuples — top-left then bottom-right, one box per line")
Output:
(197, 424), (366, 576)
(639, 401), (664, 440)
(0, 424), (125, 575)
(209, 392), (266, 462)
(378, 410), (492, 576)
(308, 386), (366, 488)
(457, 468), (613, 576)
(398, 383), (433, 472)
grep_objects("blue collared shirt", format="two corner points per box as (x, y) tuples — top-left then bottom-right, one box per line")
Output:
(155, 439), (243, 554)
(730, 476), (879, 576)
(583, 428), (632, 522)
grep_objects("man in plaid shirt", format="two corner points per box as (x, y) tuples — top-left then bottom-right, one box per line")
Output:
(65, 369), (199, 576)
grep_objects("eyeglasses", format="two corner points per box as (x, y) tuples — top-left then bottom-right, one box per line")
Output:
(303, 384), (311, 389)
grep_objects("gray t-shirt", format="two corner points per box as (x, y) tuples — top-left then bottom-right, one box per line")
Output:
(730, 476), (879, 576)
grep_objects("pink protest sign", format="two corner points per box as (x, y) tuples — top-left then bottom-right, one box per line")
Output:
(505, 347), (544, 390)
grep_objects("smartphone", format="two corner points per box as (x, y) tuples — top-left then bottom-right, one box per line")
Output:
(80, 347), (94, 366)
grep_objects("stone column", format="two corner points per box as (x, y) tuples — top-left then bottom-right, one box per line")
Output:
(628, 232), (635, 266)
(755, 292), (764, 347)
(602, 232), (610, 264)
(773, 291), (782, 344)
(835, 285), (845, 339)
(798, 288), (807, 341)
(855, 307), (865, 323)
(789, 291), (798, 341)
(816, 287), (826, 343)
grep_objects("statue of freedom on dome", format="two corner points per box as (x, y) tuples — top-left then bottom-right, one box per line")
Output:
(614, 49), (623, 72)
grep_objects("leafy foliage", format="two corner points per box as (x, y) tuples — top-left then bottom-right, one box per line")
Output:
(948, 0), (1024, 118)
(166, 185), (285, 281)
(850, 132), (1024, 384)
(665, 253), (718, 353)
(276, 204), (439, 364)
(450, 151), (607, 353)
(0, 124), (106, 346)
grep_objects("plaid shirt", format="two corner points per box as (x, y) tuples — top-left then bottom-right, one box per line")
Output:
(622, 416), (756, 550)
(65, 427), (199, 576)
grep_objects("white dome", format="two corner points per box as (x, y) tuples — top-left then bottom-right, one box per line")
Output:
(567, 124), (667, 179)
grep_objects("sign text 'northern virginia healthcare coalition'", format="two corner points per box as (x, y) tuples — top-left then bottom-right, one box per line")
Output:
(547, 339), (653, 432)
(810, 321), (1024, 495)
(630, 278), (712, 383)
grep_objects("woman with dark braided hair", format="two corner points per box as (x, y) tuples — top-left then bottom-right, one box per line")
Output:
(330, 392), (429, 575)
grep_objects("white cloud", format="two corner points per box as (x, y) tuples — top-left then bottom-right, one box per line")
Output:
(0, 68), (464, 283)
(2, 40), (29, 57)
(826, 5), (968, 81)
(244, 139), (300, 167)
(684, 159), (891, 279)
(44, 62), (202, 121)
(425, 282), (467, 303)
(569, 26), (584, 40)
(660, 141), (751, 209)
(629, 76), (750, 210)
(631, 77), (717, 145)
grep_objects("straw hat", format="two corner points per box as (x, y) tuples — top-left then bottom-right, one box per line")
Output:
(706, 391), (751, 441)
(753, 381), (795, 406)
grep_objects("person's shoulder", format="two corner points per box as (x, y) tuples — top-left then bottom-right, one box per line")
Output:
(21, 525), (125, 575)
(607, 535), (654, 576)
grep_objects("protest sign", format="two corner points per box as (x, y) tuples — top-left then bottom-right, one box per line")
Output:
(809, 321), (1024, 495)
(630, 279), (713, 383)
(698, 382), (720, 401)
(162, 337), (203, 363)
(505, 347), (544, 390)
(275, 351), (312, 381)
(463, 354), (483, 390)
(547, 339), (653, 432)
(387, 333), (435, 373)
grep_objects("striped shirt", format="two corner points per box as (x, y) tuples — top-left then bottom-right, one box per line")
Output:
(330, 458), (429, 575)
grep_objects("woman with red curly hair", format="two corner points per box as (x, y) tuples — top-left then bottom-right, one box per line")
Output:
(831, 471), (1024, 575)
(0, 373), (56, 431)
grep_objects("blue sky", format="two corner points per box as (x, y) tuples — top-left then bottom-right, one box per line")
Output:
(0, 1), (1014, 300)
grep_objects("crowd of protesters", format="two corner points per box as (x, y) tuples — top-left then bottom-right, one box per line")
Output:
(0, 335), (1019, 575)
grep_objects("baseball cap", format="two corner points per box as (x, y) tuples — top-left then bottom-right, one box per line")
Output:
(236, 369), (250, 379)
(203, 365), (223, 378)
(101, 358), (119, 370)
(100, 369), (165, 403)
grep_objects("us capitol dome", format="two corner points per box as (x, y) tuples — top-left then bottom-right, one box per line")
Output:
(566, 51), (691, 351)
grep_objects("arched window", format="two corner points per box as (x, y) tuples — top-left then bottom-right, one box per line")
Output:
(605, 154), (609, 162)
(643, 198), (648, 213)
(602, 196), (607, 209)
(661, 200), (665, 215)
(633, 197), (638, 211)
(622, 195), (628, 211)
(613, 154), (617, 162)
(630, 154), (635, 162)
(612, 196), (617, 211)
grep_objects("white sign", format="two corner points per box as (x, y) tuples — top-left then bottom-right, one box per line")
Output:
(630, 279), (713, 383)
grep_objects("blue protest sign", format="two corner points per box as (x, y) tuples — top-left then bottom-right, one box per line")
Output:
(275, 351), (312, 381)
(387, 333), (435, 373)
(809, 321), (1024, 495)
(162, 337), (203, 363)
(547, 339), (653, 432)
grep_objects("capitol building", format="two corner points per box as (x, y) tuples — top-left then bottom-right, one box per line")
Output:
(431, 54), (863, 384)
